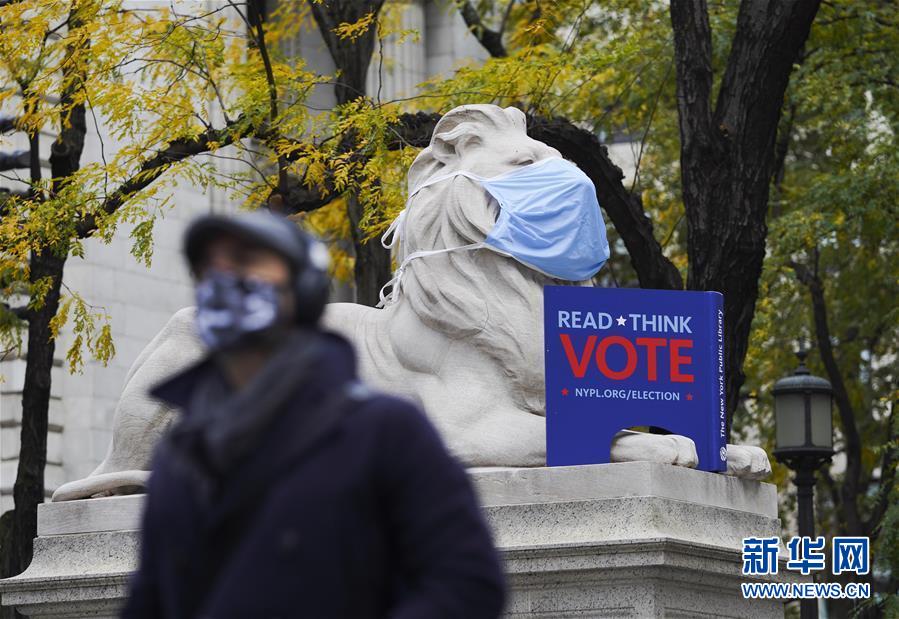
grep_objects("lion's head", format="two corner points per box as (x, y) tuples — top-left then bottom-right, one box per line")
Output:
(395, 104), (584, 414)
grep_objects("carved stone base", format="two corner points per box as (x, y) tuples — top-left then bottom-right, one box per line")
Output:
(0, 495), (141, 618)
(471, 462), (792, 618)
(1, 463), (794, 618)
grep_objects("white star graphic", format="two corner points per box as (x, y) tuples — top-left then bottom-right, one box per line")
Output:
(616, 315), (627, 327)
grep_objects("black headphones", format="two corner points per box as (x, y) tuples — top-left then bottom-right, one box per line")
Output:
(290, 231), (330, 325)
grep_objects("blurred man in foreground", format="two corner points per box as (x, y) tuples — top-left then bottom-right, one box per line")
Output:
(122, 210), (505, 618)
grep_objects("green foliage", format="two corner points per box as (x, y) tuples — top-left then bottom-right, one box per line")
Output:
(49, 292), (114, 373)
(736, 0), (899, 607)
(876, 485), (899, 614)
(302, 197), (354, 283)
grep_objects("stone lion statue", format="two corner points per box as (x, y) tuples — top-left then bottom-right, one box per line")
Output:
(52, 104), (769, 501)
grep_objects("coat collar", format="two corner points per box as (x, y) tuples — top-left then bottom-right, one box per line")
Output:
(204, 378), (358, 535)
(151, 329), (360, 523)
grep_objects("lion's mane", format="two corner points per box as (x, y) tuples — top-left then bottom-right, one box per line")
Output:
(396, 105), (578, 415)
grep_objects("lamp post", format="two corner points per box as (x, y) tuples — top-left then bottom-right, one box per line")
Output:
(772, 351), (834, 619)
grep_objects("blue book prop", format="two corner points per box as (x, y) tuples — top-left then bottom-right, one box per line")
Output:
(544, 286), (727, 472)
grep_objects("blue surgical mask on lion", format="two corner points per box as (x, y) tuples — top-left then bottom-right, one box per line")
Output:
(378, 157), (610, 307)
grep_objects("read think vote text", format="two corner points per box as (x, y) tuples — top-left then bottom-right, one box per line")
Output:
(556, 310), (694, 383)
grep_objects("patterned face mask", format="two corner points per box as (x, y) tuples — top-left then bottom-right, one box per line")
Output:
(195, 270), (282, 351)
(378, 157), (610, 307)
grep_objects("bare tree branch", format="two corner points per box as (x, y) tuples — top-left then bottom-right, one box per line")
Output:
(75, 119), (245, 239)
(0, 150), (30, 171)
(273, 111), (440, 213)
(715, 0), (824, 149)
(245, 0), (288, 198)
(0, 115), (19, 133)
(307, 0), (386, 105)
(455, 0), (507, 58)
(820, 467), (844, 527)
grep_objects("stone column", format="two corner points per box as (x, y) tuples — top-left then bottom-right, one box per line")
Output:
(366, 0), (426, 102)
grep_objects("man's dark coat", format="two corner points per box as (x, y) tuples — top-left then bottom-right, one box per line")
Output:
(122, 331), (505, 619)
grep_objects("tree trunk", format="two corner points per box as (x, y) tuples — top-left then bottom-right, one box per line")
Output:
(345, 196), (392, 306)
(3, 252), (65, 582)
(1, 6), (86, 591)
(669, 0), (821, 431)
(308, 0), (390, 306)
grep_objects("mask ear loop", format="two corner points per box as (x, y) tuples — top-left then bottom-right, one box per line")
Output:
(376, 244), (485, 308)
(377, 199), (411, 308)
(377, 264), (405, 308)
(381, 208), (406, 250)
(376, 170), (489, 309)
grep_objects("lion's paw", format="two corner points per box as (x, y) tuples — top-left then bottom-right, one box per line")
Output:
(610, 430), (698, 468)
(724, 444), (771, 480)
(51, 470), (150, 502)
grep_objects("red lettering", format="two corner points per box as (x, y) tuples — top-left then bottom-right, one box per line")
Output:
(560, 334), (597, 378)
(595, 336), (637, 380)
(670, 339), (694, 383)
(636, 337), (667, 381)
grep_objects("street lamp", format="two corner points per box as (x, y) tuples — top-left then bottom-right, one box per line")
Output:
(772, 350), (834, 619)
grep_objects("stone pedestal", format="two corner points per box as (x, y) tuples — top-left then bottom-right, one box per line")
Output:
(471, 462), (791, 618)
(1, 463), (791, 618)
(0, 495), (142, 618)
